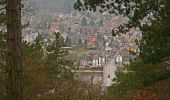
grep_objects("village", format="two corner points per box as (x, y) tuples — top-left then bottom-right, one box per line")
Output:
(22, 10), (142, 86)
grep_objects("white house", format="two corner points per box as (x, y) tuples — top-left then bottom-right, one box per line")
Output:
(115, 55), (123, 64)
(23, 32), (38, 43)
(92, 56), (99, 66)
(98, 57), (102, 66)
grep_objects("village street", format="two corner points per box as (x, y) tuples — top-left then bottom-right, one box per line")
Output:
(103, 32), (138, 87)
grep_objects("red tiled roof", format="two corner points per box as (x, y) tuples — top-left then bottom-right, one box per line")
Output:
(112, 16), (119, 20)
(112, 24), (119, 28)
(51, 21), (62, 26)
(88, 52), (97, 56)
(106, 23), (119, 29)
(86, 37), (96, 43)
(78, 27), (99, 34)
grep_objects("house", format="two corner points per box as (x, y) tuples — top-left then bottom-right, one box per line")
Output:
(121, 49), (130, 65)
(23, 32), (38, 43)
(92, 55), (99, 66)
(105, 46), (112, 57)
(99, 56), (105, 66)
(79, 55), (88, 68)
(42, 29), (55, 41)
(92, 55), (106, 67)
(125, 44), (139, 53)
(86, 37), (97, 48)
(78, 27), (99, 34)
(79, 53), (105, 68)
(115, 55), (123, 64)
(50, 21), (62, 30)
(105, 45), (112, 51)
(122, 55), (130, 65)
(129, 44), (139, 53)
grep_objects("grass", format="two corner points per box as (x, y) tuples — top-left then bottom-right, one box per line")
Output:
(69, 48), (90, 56)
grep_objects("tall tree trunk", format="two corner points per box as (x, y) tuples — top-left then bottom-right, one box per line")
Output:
(6, 0), (23, 100)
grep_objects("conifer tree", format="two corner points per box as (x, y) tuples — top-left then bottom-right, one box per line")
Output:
(45, 32), (73, 81)
(81, 17), (87, 26)
(6, 0), (23, 99)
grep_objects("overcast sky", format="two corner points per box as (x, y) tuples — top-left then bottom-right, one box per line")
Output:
(35, 0), (76, 12)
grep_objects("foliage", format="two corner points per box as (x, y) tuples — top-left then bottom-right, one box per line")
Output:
(81, 16), (87, 26)
(0, 0), (105, 99)
(58, 25), (65, 32)
(140, 17), (170, 64)
(45, 32), (73, 81)
(133, 82), (170, 100)
(0, 31), (75, 99)
(106, 59), (170, 99)
(0, 32), (6, 100)
(89, 19), (95, 26)
(0, 31), (6, 99)
(22, 33), (75, 99)
(22, 38), (51, 100)
(65, 36), (72, 47)
(78, 38), (83, 47)
(98, 19), (104, 27)
(0, 1), (6, 99)
(21, 33), (103, 100)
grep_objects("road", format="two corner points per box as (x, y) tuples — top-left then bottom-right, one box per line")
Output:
(103, 32), (138, 87)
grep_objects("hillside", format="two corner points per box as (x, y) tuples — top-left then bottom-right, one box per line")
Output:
(35, 0), (76, 12)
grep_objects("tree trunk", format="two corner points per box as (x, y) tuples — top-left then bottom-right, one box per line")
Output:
(6, 0), (23, 100)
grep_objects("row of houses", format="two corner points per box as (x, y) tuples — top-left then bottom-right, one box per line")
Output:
(79, 54), (106, 68)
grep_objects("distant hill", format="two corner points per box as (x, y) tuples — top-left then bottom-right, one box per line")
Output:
(35, 0), (76, 12)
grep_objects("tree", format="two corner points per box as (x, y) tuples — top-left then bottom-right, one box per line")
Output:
(81, 17), (87, 26)
(6, 0), (23, 99)
(109, 58), (170, 99)
(89, 20), (95, 26)
(98, 19), (104, 27)
(22, 36), (51, 100)
(0, 30), (6, 100)
(0, 25), (6, 99)
(45, 32), (73, 81)
(58, 25), (65, 32)
(47, 21), (51, 29)
(22, 34), (79, 99)
(65, 36), (72, 47)
(78, 38), (83, 47)
(112, 29), (117, 37)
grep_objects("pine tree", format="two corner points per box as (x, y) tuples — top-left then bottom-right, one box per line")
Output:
(0, 1), (7, 99)
(65, 36), (72, 47)
(81, 17), (87, 26)
(22, 35), (52, 99)
(98, 19), (104, 27)
(78, 38), (83, 47)
(45, 32), (73, 81)
(89, 20), (95, 26)
(6, 0), (23, 99)
(0, 31), (6, 100)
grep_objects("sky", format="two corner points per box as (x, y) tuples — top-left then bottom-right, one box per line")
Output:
(35, 0), (76, 12)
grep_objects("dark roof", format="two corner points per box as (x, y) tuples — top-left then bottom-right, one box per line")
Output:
(123, 55), (130, 62)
